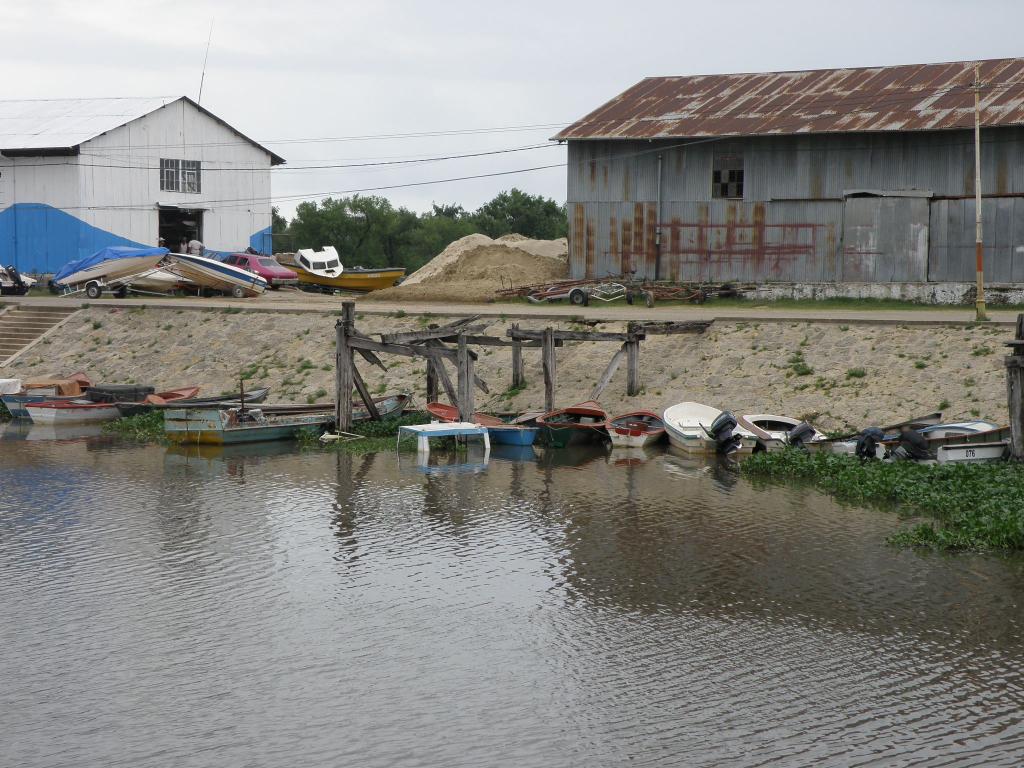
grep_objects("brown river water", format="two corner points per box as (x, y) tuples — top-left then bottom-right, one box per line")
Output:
(2, 424), (1023, 766)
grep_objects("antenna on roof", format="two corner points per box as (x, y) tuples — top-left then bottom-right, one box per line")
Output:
(197, 18), (214, 105)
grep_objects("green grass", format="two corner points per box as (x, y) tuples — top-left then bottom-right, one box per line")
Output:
(0, 400), (11, 421)
(742, 450), (1024, 551)
(302, 411), (435, 454)
(102, 411), (166, 442)
(846, 367), (866, 379)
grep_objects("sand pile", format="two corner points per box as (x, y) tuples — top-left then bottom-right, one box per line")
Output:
(367, 233), (568, 302)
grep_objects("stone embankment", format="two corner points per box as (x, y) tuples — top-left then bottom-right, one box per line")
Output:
(1, 305), (1011, 431)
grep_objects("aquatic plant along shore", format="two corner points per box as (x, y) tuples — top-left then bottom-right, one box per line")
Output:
(0, 305), (1011, 433)
(743, 449), (1024, 550)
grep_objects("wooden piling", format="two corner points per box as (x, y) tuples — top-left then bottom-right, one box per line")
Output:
(426, 359), (438, 403)
(1007, 314), (1024, 460)
(511, 322), (524, 389)
(626, 321), (641, 396)
(457, 332), (474, 422)
(335, 301), (356, 431)
(542, 327), (556, 413)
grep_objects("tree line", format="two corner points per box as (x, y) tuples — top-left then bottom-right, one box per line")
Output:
(271, 188), (567, 270)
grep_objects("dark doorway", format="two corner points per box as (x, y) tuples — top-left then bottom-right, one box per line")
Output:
(159, 208), (203, 252)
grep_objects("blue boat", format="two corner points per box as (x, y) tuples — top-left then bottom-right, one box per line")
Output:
(487, 424), (539, 446)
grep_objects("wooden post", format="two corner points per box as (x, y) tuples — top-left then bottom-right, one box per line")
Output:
(626, 321), (641, 396)
(352, 365), (380, 421)
(335, 301), (355, 431)
(542, 327), (556, 413)
(511, 322), (524, 389)
(457, 332), (474, 422)
(591, 342), (627, 401)
(1007, 314), (1024, 460)
(426, 358), (438, 404)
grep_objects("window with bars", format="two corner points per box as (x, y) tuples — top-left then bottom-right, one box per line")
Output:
(712, 149), (744, 199)
(160, 159), (202, 193)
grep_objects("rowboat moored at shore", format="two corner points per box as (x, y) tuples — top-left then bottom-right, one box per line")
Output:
(163, 406), (332, 445)
(536, 401), (608, 448)
(607, 410), (666, 448)
(426, 401), (539, 445)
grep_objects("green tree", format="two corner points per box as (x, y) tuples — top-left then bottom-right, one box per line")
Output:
(471, 188), (567, 240)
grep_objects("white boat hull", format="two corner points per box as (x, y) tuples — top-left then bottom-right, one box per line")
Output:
(663, 401), (755, 454)
(166, 253), (267, 296)
(58, 255), (166, 288)
(26, 404), (122, 425)
(608, 429), (663, 448)
(936, 441), (1008, 464)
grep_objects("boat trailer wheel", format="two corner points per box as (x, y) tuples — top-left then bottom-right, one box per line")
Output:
(569, 288), (589, 306)
(231, 285), (246, 298)
(85, 282), (103, 299)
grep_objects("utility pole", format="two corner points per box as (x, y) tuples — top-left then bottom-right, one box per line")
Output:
(974, 62), (989, 321)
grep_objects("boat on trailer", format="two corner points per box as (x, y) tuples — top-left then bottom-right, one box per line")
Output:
(606, 410), (666, 448)
(536, 401), (609, 448)
(164, 252), (267, 298)
(426, 401), (539, 446)
(52, 246), (169, 298)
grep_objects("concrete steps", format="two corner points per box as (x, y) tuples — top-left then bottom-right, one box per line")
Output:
(0, 305), (80, 364)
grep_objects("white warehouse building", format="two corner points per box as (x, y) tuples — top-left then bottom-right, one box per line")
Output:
(0, 96), (284, 274)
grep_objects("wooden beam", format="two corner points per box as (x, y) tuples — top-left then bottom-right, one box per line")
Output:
(590, 342), (626, 401)
(542, 327), (556, 413)
(508, 328), (643, 343)
(380, 316), (482, 344)
(424, 340), (459, 403)
(639, 320), (712, 335)
(1007, 313), (1024, 460)
(434, 334), (554, 348)
(511, 323), (524, 389)
(457, 333), (473, 422)
(335, 302), (355, 431)
(352, 363), (380, 421)
(626, 322), (641, 396)
(350, 336), (458, 361)
(426, 357), (438, 403)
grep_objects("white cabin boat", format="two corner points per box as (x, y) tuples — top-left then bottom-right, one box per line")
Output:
(165, 253), (267, 297)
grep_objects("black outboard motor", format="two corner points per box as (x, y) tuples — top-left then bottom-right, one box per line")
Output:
(854, 427), (885, 460)
(786, 421), (817, 450)
(709, 411), (743, 455)
(894, 426), (932, 461)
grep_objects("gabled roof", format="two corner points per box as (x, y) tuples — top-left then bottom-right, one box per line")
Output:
(0, 95), (285, 164)
(555, 58), (1024, 141)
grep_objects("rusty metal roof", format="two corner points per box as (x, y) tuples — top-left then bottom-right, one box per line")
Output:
(555, 58), (1024, 141)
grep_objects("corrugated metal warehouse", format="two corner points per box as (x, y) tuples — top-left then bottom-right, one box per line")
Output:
(556, 58), (1024, 287)
(0, 96), (284, 274)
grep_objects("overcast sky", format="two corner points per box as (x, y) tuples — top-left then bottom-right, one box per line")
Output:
(3, 0), (1023, 218)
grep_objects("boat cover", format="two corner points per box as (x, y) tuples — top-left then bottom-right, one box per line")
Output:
(53, 246), (168, 284)
(0, 378), (22, 395)
(23, 376), (85, 396)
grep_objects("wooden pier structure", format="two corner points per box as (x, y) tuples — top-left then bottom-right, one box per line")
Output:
(333, 300), (710, 429)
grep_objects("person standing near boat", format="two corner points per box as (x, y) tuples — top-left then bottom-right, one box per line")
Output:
(187, 238), (204, 256)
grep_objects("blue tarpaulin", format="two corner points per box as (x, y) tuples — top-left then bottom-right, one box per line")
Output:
(53, 246), (168, 284)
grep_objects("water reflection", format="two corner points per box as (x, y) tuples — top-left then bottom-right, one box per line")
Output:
(1, 436), (1023, 766)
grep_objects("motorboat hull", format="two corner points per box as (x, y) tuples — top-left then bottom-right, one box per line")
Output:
(936, 441), (1009, 464)
(487, 425), (539, 446)
(663, 402), (755, 454)
(164, 407), (331, 445)
(166, 253), (267, 297)
(57, 254), (165, 289)
(26, 402), (122, 425)
(294, 265), (406, 292)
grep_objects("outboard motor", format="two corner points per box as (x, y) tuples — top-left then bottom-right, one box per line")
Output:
(786, 421), (817, 450)
(894, 426), (932, 462)
(854, 427), (885, 460)
(709, 411), (743, 455)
